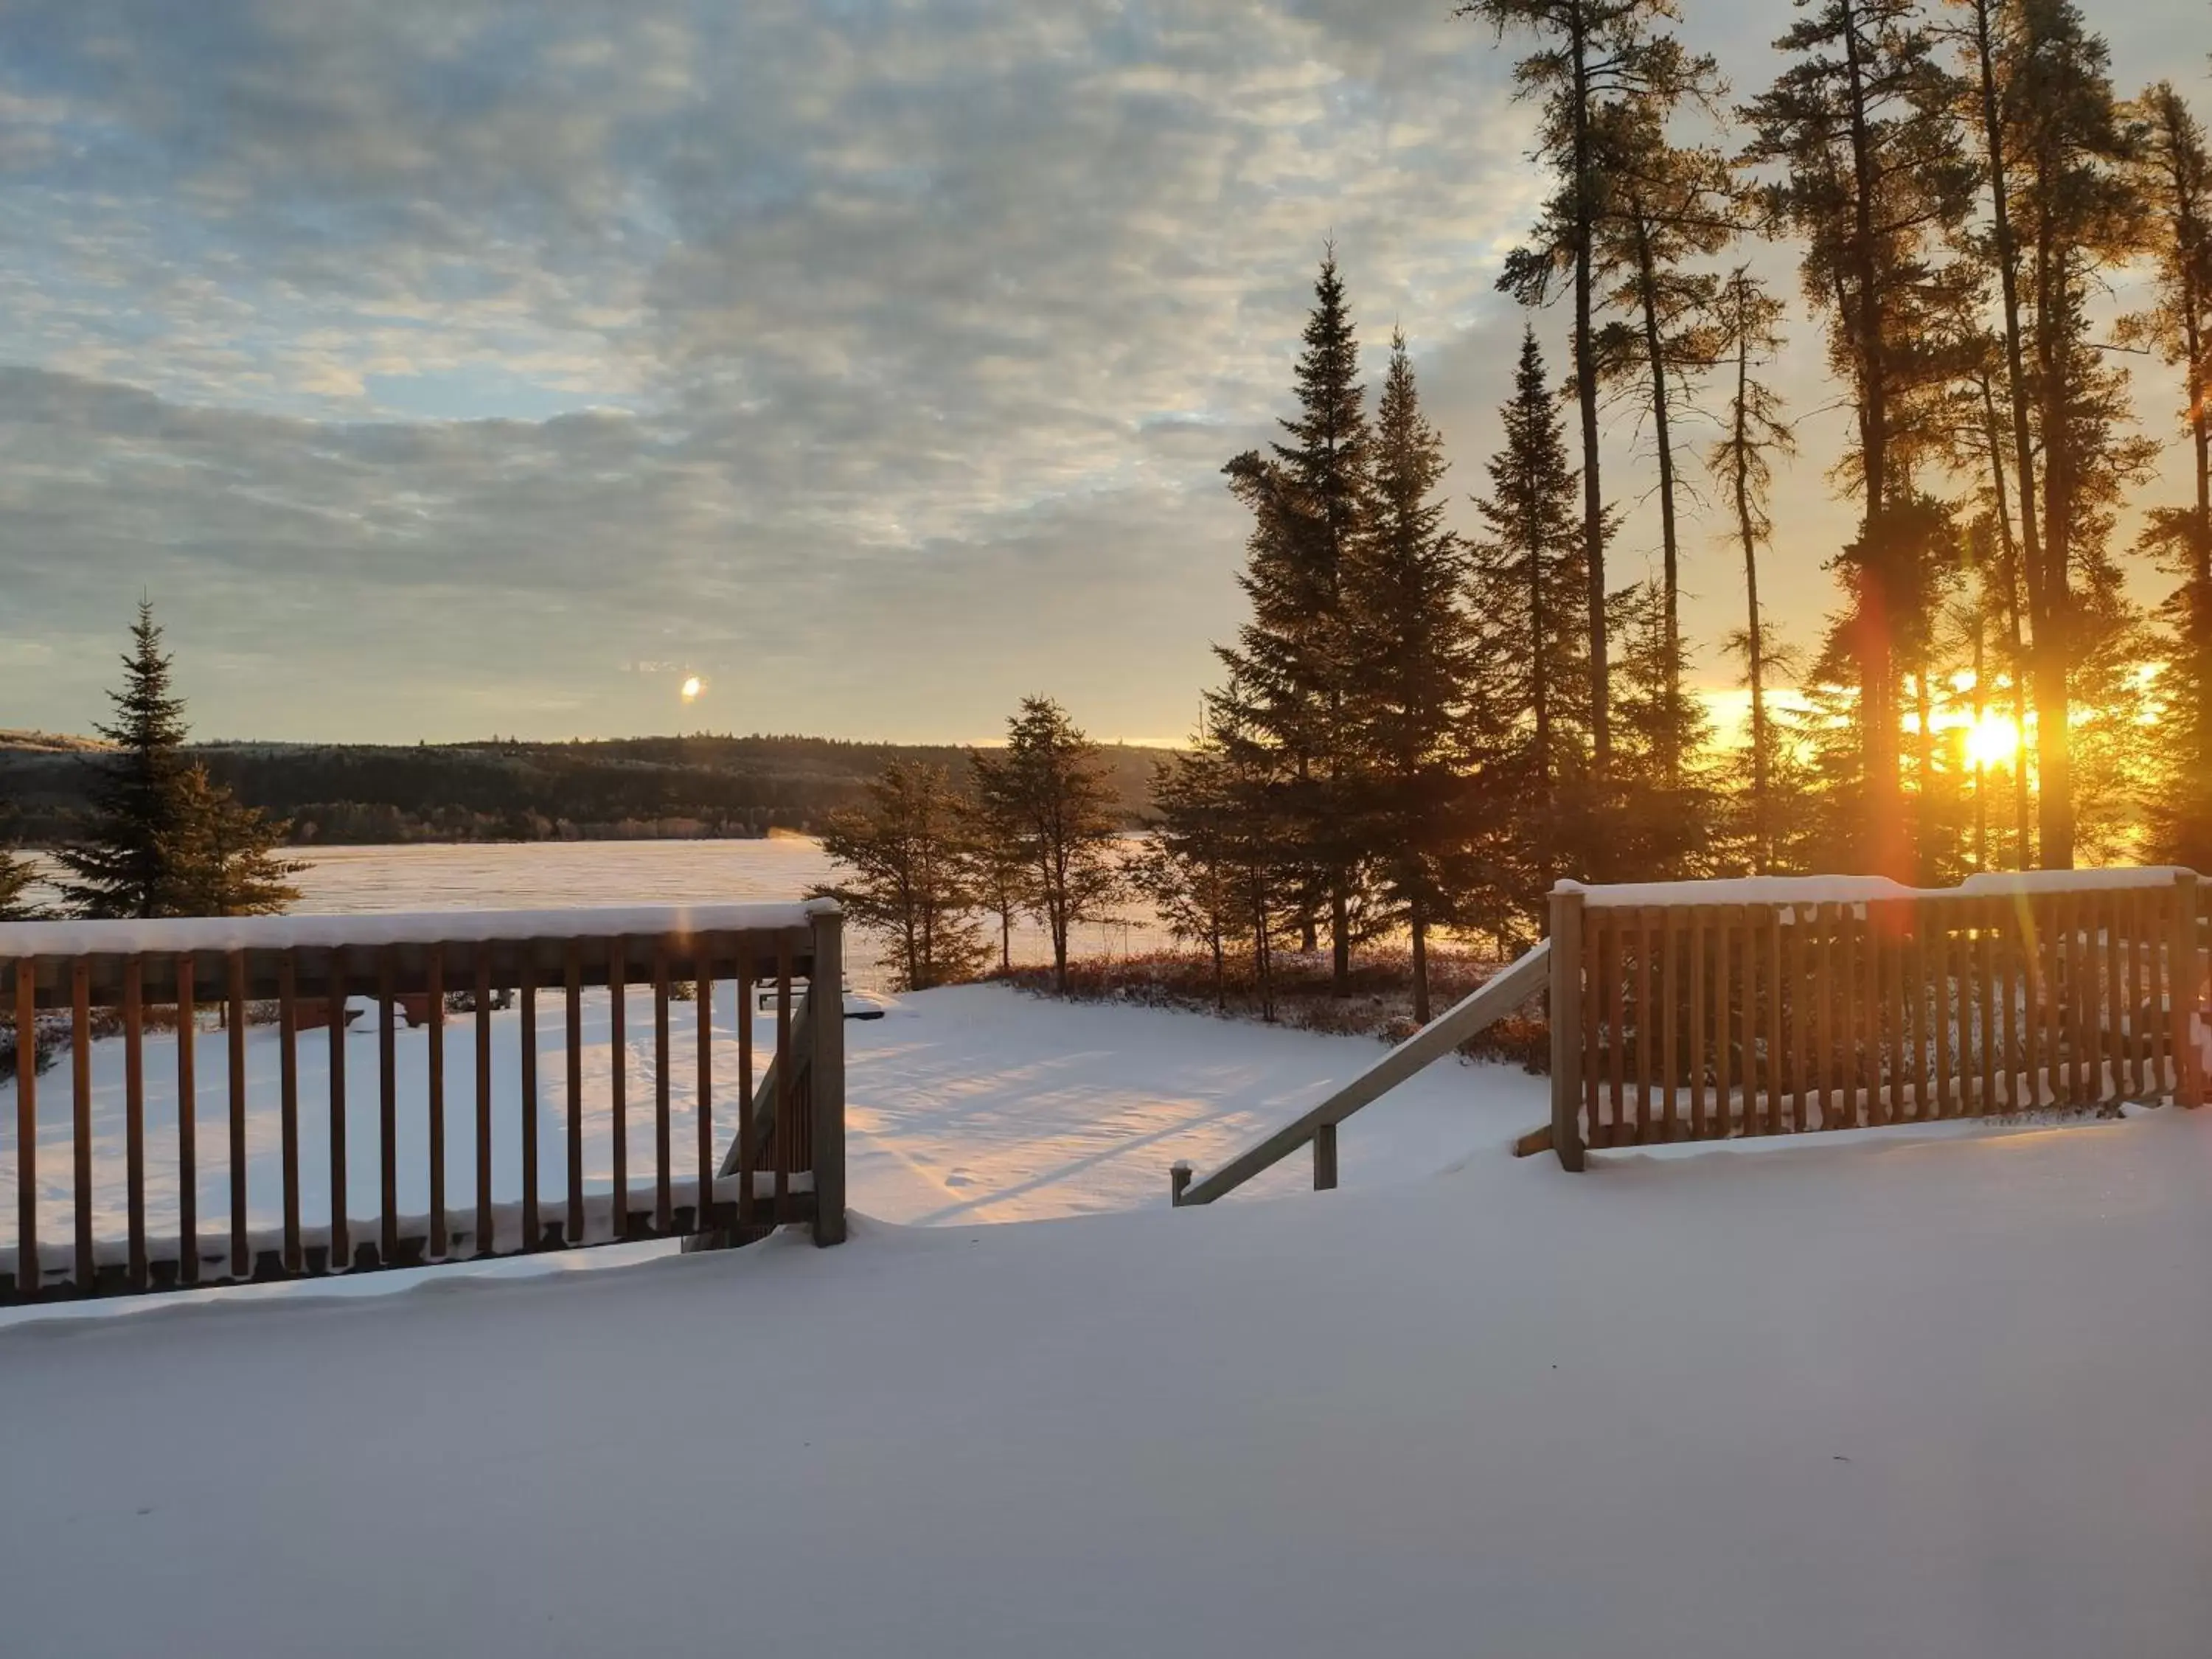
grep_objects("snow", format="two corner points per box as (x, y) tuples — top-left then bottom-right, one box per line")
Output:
(0, 898), (826, 959)
(7, 987), (2212, 1656)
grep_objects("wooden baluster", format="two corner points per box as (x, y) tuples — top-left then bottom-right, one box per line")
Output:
(279, 953), (302, 1273)
(1312, 1120), (1338, 1189)
(1931, 911), (1952, 1119)
(328, 947), (349, 1270)
(1905, 911), (1929, 1122)
(474, 951), (493, 1255)
(2125, 888), (2146, 1097)
(1581, 908), (1602, 1147)
(1841, 904), (1864, 1130)
(1660, 909), (1680, 1142)
(2067, 891), (2090, 1105)
(654, 942), (673, 1235)
(1633, 910), (1653, 1143)
(1976, 903), (1997, 1116)
(2102, 890), (2124, 1104)
(608, 939), (627, 1241)
(228, 951), (249, 1279)
(1714, 911), (1734, 1136)
(1885, 902), (1910, 1124)
(124, 956), (147, 1290)
(1787, 906), (1809, 1133)
(737, 953), (754, 1232)
(520, 949), (539, 1250)
(378, 950), (398, 1267)
(1610, 916), (1628, 1150)
(1811, 905), (1833, 1130)
(175, 954), (197, 1287)
(72, 961), (93, 1292)
(774, 945), (793, 1223)
(565, 942), (584, 1245)
(1764, 908), (1785, 1135)
(428, 945), (447, 1260)
(14, 958), (36, 1296)
(2020, 898), (2043, 1107)
(1688, 906), (1708, 1140)
(696, 940), (715, 1233)
(2174, 872), (2202, 1107)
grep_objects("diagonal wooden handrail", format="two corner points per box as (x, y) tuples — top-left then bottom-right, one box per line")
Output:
(1169, 939), (1553, 1206)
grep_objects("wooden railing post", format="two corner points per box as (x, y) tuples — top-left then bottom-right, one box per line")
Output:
(2175, 872), (2202, 1109)
(808, 903), (847, 1245)
(1550, 885), (1587, 1172)
(1312, 1121), (1338, 1189)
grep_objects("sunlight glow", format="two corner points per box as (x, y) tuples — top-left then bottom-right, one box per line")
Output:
(680, 675), (704, 703)
(1964, 712), (2019, 771)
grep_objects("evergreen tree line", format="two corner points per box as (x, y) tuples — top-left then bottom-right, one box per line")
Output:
(0, 604), (300, 921)
(1144, 0), (2211, 1022)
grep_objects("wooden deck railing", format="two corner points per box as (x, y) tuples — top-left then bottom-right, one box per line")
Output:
(1, 899), (846, 1303)
(1548, 869), (2206, 1169)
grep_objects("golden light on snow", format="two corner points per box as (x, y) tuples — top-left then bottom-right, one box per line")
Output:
(681, 675), (704, 703)
(1964, 712), (2019, 772)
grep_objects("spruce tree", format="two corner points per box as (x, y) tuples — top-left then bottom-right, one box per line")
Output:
(1214, 251), (1371, 991)
(56, 602), (196, 919)
(1470, 327), (1592, 917)
(813, 761), (985, 992)
(1138, 740), (1243, 1009)
(0, 849), (34, 920)
(1340, 333), (1480, 1023)
(969, 698), (1121, 995)
(164, 764), (302, 917)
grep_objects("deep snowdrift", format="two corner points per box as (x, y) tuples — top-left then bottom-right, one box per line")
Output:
(4, 987), (2211, 1658)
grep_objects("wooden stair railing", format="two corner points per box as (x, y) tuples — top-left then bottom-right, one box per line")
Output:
(1169, 939), (1554, 1206)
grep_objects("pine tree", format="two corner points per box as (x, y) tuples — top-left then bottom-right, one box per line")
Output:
(0, 849), (34, 920)
(813, 761), (985, 992)
(1138, 740), (1243, 1009)
(56, 602), (197, 919)
(1608, 578), (1718, 878)
(969, 698), (1121, 995)
(1462, 0), (1705, 782)
(1470, 327), (1593, 917)
(1590, 88), (1735, 783)
(163, 764), (302, 917)
(2125, 83), (2212, 866)
(1744, 0), (1977, 877)
(1214, 251), (1371, 991)
(1340, 333), (1480, 1023)
(1705, 267), (1796, 872)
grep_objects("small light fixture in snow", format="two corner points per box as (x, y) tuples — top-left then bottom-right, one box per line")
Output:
(681, 675), (704, 703)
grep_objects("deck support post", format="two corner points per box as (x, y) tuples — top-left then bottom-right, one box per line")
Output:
(2175, 872), (2202, 1109)
(807, 902), (848, 1244)
(1550, 885), (1587, 1172)
(1312, 1122), (1338, 1190)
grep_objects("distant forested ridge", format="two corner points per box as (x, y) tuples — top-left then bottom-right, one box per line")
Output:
(0, 734), (1171, 846)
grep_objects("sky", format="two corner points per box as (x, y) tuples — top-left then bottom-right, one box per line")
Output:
(0, 0), (2203, 747)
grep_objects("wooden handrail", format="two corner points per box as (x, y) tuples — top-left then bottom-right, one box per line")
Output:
(1169, 939), (1553, 1207)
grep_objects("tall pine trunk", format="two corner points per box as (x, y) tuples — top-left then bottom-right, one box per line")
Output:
(1632, 203), (1685, 785)
(1569, 9), (1610, 780)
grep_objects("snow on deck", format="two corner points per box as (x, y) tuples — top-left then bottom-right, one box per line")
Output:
(5, 990), (2212, 1657)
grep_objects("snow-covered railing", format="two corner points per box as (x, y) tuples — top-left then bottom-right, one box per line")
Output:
(1546, 869), (2207, 1169)
(1169, 940), (1554, 1206)
(0, 900), (847, 1302)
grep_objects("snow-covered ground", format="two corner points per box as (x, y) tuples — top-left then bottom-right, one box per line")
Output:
(5, 987), (2212, 1657)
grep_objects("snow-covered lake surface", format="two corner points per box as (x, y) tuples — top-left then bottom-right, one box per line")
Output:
(19, 836), (1175, 986)
(5, 989), (2211, 1657)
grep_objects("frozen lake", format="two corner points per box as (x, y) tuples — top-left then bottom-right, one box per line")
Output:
(20, 837), (1172, 988)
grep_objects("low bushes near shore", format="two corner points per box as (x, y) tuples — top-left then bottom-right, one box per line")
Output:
(997, 946), (1549, 1072)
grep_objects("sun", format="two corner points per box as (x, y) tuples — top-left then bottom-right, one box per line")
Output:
(680, 675), (704, 703)
(1964, 712), (2017, 771)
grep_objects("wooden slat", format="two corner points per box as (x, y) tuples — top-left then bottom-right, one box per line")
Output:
(737, 955), (755, 1231)
(328, 947), (349, 1270)
(566, 942), (584, 1245)
(378, 950), (399, 1265)
(1839, 905), (1861, 1130)
(1610, 911), (1628, 1141)
(654, 943), (672, 1234)
(1688, 907), (1708, 1139)
(1741, 908), (1762, 1135)
(521, 951), (539, 1251)
(15, 957), (37, 1294)
(609, 939), (627, 1241)
(1905, 910), (1927, 1122)
(774, 946), (793, 1221)
(1932, 911), (1952, 1119)
(2148, 886), (2171, 1095)
(1581, 909), (1601, 1145)
(1787, 906), (1808, 1133)
(1764, 908), (1785, 1135)
(1976, 904), (1997, 1116)
(279, 953), (302, 1273)
(175, 954), (197, 1287)
(124, 955), (147, 1290)
(2102, 889), (2125, 1102)
(2125, 888), (2146, 1096)
(1877, 902), (1903, 1125)
(2066, 891), (2089, 1105)
(2000, 903), (2023, 1112)
(1660, 909), (1680, 1142)
(474, 951), (493, 1256)
(427, 945), (447, 1259)
(1634, 910), (1655, 1142)
(2022, 897), (2045, 1107)
(1813, 905), (1834, 1129)
(72, 961), (93, 1290)
(697, 944), (715, 1231)
(1714, 910), (1735, 1136)
(228, 950), (249, 1278)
